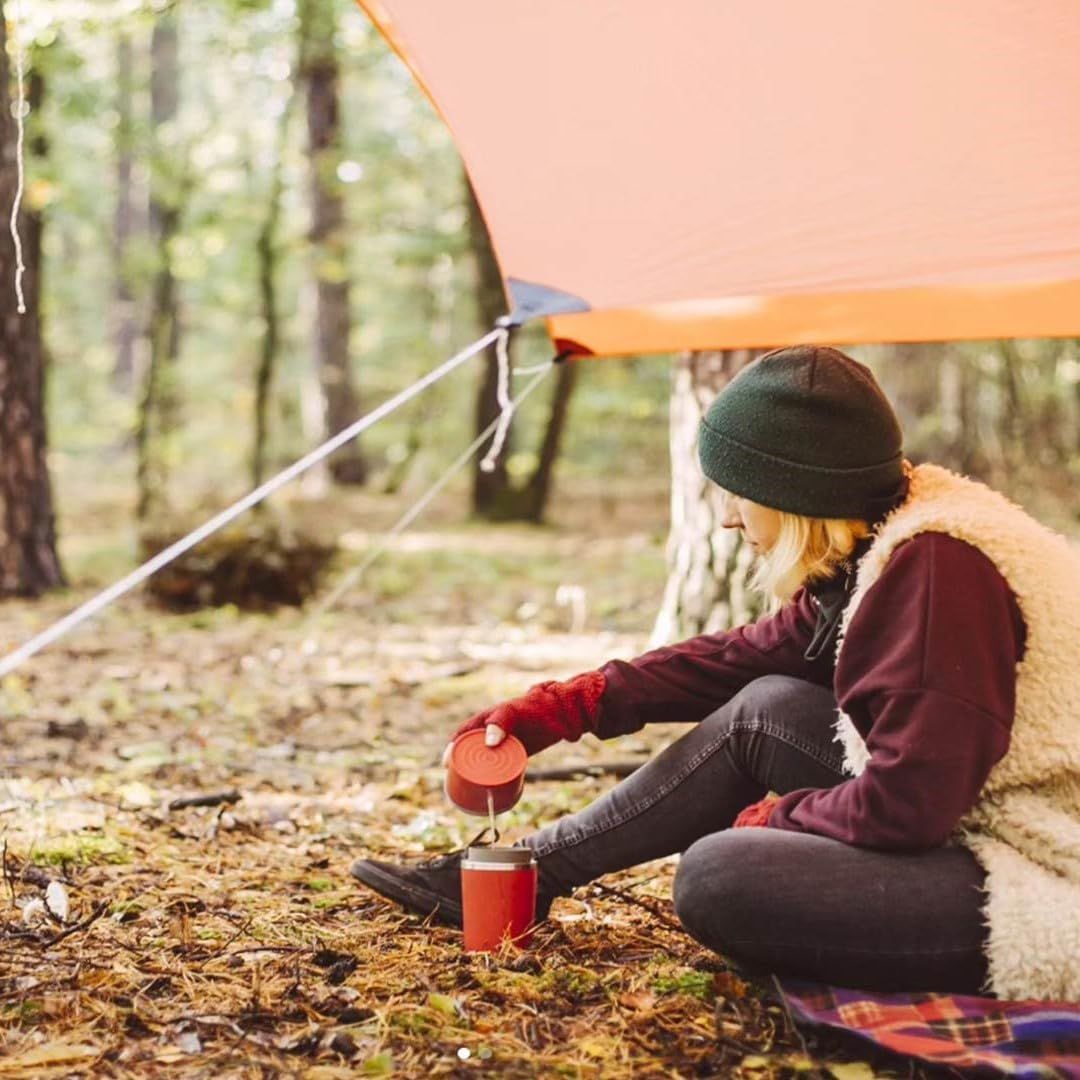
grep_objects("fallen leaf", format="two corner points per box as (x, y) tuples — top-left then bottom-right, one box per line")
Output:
(739, 1056), (772, 1071)
(578, 1037), (612, 1058)
(0, 1042), (98, 1070)
(118, 781), (157, 809)
(828, 1064), (877, 1080)
(618, 990), (656, 1011)
(21, 898), (47, 926)
(176, 1031), (202, 1054)
(426, 992), (466, 1021)
(360, 1051), (394, 1075)
(713, 969), (750, 999)
(45, 880), (70, 922)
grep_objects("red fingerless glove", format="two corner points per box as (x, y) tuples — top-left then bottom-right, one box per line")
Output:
(733, 795), (779, 828)
(450, 671), (607, 756)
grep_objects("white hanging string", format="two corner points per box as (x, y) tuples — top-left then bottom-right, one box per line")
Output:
(310, 361), (554, 621)
(0, 330), (502, 679)
(478, 325), (513, 473)
(9, 0), (27, 314)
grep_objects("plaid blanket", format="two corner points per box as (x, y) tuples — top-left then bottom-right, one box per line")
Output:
(777, 979), (1080, 1078)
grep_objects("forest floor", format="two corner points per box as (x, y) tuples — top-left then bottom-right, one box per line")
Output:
(0, 480), (923, 1078)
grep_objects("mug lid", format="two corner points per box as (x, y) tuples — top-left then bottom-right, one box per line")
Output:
(449, 730), (527, 787)
(463, 845), (535, 867)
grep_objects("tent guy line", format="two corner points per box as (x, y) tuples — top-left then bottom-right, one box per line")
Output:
(309, 359), (555, 624)
(9, 0), (27, 314)
(478, 325), (512, 473)
(0, 327), (508, 681)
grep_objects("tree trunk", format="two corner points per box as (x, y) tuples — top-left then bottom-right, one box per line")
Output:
(1038, 344), (1076, 468)
(0, 6), (64, 596)
(874, 342), (942, 460)
(296, 280), (329, 497)
(252, 211), (280, 489)
(136, 13), (182, 522)
(938, 349), (985, 478)
(464, 174), (577, 523)
(466, 175), (513, 515)
(112, 29), (138, 392)
(520, 360), (577, 523)
(252, 83), (296, 488)
(301, 0), (366, 486)
(650, 350), (763, 647)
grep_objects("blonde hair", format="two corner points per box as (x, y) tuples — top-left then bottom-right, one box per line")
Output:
(752, 512), (871, 606)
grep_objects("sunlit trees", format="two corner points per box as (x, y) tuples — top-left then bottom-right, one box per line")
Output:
(0, 1), (64, 596)
(299, 0), (366, 486)
(135, 8), (184, 521)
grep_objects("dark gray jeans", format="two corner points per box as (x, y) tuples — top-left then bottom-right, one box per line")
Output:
(516, 675), (990, 993)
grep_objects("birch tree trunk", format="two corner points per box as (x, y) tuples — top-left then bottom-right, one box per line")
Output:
(650, 350), (763, 647)
(0, 6), (64, 596)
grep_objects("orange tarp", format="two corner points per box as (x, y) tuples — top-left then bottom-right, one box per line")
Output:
(358, 1), (1080, 356)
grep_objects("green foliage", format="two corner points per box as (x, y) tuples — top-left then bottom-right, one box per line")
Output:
(34, 832), (130, 867)
(37, 0), (671, 538)
(3, 1000), (46, 1027)
(25, 0), (1077, 555)
(538, 965), (608, 1002)
(651, 968), (716, 1000)
(360, 1051), (395, 1076)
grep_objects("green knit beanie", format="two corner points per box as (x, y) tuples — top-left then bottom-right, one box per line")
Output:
(697, 345), (906, 522)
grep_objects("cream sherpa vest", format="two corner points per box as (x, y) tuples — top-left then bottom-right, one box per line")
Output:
(834, 463), (1080, 1001)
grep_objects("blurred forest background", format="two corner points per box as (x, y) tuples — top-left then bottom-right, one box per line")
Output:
(4, 0), (1077, 619)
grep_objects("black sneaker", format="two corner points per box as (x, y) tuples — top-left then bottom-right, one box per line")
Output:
(350, 848), (467, 928)
(350, 835), (558, 930)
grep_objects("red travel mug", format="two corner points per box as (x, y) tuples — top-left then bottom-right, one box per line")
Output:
(460, 845), (538, 952)
(444, 729), (527, 817)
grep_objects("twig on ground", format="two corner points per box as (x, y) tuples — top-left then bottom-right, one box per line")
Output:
(2, 845), (74, 898)
(218, 916), (255, 952)
(46, 899), (109, 947)
(169, 789), (242, 811)
(586, 880), (684, 934)
(769, 974), (813, 1061)
(2, 839), (13, 906)
(224, 944), (311, 959)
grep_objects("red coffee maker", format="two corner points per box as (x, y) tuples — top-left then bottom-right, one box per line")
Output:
(444, 730), (538, 951)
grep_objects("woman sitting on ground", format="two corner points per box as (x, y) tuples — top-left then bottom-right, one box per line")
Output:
(351, 345), (1080, 1002)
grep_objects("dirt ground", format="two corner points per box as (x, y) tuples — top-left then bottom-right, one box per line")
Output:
(0, 484), (917, 1078)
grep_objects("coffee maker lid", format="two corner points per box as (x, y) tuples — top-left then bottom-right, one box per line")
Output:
(449, 729), (527, 786)
(462, 845), (536, 868)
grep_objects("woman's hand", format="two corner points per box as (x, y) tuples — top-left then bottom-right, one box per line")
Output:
(440, 710), (509, 766)
(733, 795), (780, 828)
(441, 671), (607, 763)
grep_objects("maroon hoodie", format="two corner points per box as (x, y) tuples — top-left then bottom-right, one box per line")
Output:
(597, 531), (1027, 850)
